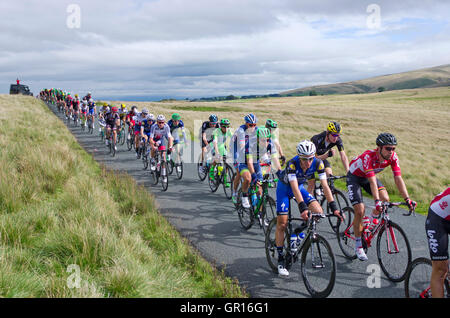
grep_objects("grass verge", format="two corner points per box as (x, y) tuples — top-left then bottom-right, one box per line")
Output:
(0, 95), (246, 298)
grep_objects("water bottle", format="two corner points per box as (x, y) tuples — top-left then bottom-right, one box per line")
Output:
(369, 218), (379, 232)
(362, 216), (371, 233)
(290, 233), (298, 252)
(251, 190), (258, 207)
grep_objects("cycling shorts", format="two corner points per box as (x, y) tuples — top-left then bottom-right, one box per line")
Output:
(276, 181), (316, 215)
(88, 108), (95, 115)
(425, 209), (450, 261)
(346, 172), (385, 206)
(238, 162), (262, 180)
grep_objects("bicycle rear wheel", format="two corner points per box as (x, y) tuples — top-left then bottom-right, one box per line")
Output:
(301, 234), (336, 298)
(260, 196), (276, 235)
(376, 221), (411, 282)
(175, 161), (183, 180)
(320, 190), (351, 233)
(404, 257), (432, 298)
(208, 165), (220, 193)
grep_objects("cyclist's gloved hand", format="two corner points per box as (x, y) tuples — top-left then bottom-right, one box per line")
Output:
(405, 197), (417, 210)
(375, 199), (382, 213)
(298, 201), (308, 220)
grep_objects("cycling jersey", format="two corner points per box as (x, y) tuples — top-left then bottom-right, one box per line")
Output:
(150, 123), (172, 142)
(105, 112), (120, 126)
(72, 99), (80, 110)
(133, 113), (146, 130)
(279, 156), (326, 186)
(349, 148), (401, 178)
(430, 187), (450, 221)
(311, 131), (344, 156)
(200, 121), (218, 147)
(234, 124), (257, 165)
(168, 119), (186, 142)
(141, 118), (154, 135)
(426, 187), (450, 261)
(212, 127), (232, 157)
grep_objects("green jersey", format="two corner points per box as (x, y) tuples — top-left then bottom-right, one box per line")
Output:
(212, 127), (233, 156)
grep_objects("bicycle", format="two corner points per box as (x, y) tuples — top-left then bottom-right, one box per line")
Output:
(106, 129), (117, 157)
(98, 120), (106, 141)
(87, 115), (94, 134)
(404, 257), (449, 298)
(265, 205), (336, 298)
(313, 175), (351, 233)
(167, 141), (184, 180)
(126, 124), (135, 151)
(140, 137), (150, 170)
(337, 201), (414, 282)
(151, 146), (169, 192)
(260, 162), (278, 189)
(236, 174), (276, 234)
(73, 110), (79, 127)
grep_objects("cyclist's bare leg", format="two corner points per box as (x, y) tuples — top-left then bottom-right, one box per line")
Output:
(431, 260), (448, 298)
(353, 203), (365, 238)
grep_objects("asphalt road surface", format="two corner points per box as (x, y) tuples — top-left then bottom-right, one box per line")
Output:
(47, 103), (431, 298)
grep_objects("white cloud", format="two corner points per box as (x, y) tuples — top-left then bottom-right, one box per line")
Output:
(1, 0), (449, 99)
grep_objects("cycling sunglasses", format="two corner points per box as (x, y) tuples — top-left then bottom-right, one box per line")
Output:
(300, 157), (314, 162)
(384, 146), (396, 151)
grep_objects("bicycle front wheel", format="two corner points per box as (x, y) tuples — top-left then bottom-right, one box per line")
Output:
(336, 207), (357, 260)
(301, 234), (336, 298)
(222, 164), (234, 200)
(376, 221), (412, 282)
(404, 257), (432, 298)
(160, 161), (169, 191)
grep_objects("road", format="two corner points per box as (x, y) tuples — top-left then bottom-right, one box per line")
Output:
(47, 103), (430, 298)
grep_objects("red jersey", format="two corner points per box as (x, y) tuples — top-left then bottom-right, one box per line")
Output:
(430, 187), (450, 221)
(349, 148), (401, 178)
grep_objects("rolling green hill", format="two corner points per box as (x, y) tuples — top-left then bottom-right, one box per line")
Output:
(281, 64), (450, 96)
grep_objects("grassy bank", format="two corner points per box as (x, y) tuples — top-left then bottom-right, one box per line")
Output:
(0, 95), (246, 297)
(111, 87), (450, 214)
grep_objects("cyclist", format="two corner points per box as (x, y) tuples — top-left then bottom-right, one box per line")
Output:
(346, 132), (417, 261)
(72, 94), (80, 123)
(426, 187), (450, 298)
(65, 93), (73, 120)
(80, 100), (88, 126)
(140, 111), (155, 160)
(265, 119), (286, 167)
(118, 103), (128, 136)
(237, 125), (272, 209)
(210, 118), (233, 181)
(133, 108), (147, 159)
(125, 106), (137, 144)
(87, 98), (96, 129)
(231, 113), (258, 204)
(149, 115), (174, 175)
(199, 114), (219, 174)
(168, 113), (187, 171)
(105, 106), (121, 151)
(311, 121), (349, 180)
(275, 140), (340, 277)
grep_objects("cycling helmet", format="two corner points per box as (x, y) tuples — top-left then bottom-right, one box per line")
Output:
(141, 108), (149, 114)
(220, 118), (230, 127)
(89, 98), (94, 103)
(121, 103), (126, 108)
(209, 114), (218, 123)
(244, 113), (257, 124)
(327, 121), (342, 134)
(257, 127), (271, 139)
(296, 140), (316, 158)
(103, 102), (108, 107)
(75, 94), (78, 98)
(376, 132), (397, 146)
(112, 107), (118, 113)
(157, 114), (166, 122)
(148, 113), (155, 121)
(265, 119), (278, 129)
(172, 113), (181, 121)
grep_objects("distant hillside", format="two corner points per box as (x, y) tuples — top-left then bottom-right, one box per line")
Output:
(280, 64), (450, 96)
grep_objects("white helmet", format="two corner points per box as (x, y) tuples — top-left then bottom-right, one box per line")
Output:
(148, 113), (155, 121)
(296, 140), (316, 157)
(141, 108), (149, 115)
(88, 98), (94, 103)
(157, 114), (165, 122)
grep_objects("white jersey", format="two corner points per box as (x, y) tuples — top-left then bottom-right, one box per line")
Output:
(150, 123), (172, 141)
(430, 187), (450, 221)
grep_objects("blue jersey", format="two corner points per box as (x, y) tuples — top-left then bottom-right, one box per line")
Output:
(141, 119), (154, 134)
(167, 119), (184, 132)
(279, 156), (326, 185)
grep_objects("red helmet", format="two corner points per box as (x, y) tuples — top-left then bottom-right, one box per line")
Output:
(112, 107), (118, 113)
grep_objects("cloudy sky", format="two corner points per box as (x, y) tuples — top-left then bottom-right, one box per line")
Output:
(1, 0), (449, 100)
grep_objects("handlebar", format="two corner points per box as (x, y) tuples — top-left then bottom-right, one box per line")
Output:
(379, 201), (416, 217)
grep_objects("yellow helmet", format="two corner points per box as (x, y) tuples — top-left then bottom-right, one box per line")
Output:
(327, 121), (342, 134)
(103, 102), (108, 107)
(121, 103), (126, 109)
